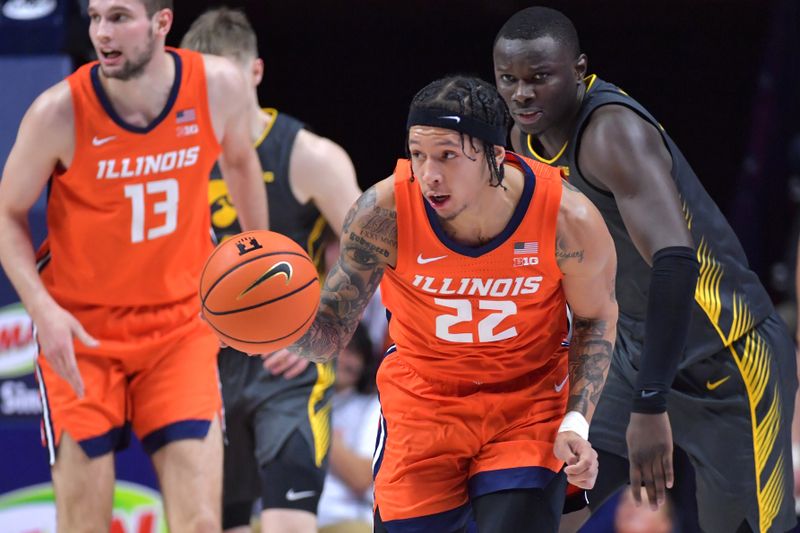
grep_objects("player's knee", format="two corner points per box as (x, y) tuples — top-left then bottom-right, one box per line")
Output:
(183, 508), (221, 533)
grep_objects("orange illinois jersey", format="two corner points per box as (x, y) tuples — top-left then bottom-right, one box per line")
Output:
(39, 48), (220, 307)
(380, 153), (567, 385)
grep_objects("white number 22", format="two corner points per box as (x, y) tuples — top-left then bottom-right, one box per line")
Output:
(434, 298), (518, 343)
(124, 178), (179, 243)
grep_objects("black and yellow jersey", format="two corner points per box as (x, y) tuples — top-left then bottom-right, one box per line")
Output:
(518, 75), (774, 366)
(209, 108), (328, 273)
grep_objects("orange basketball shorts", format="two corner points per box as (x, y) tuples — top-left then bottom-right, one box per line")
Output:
(372, 349), (569, 529)
(36, 295), (221, 463)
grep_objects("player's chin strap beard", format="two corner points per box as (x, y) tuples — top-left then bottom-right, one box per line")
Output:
(406, 107), (507, 146)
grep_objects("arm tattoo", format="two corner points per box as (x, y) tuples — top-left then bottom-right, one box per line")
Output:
(290, 187), (396, 362)
(567, 315), (613, 416)
(556, 236), (585, 264)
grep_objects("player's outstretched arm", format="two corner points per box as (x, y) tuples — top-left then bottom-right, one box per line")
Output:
(0, 83), (98, 397)
(553, 181), (617, 489)
(288, 178), (397, 363)
(204, 54), (268, 231)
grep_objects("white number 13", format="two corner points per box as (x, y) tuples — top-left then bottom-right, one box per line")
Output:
(124, 178), (179, 243)
(434, 298), (518, 343)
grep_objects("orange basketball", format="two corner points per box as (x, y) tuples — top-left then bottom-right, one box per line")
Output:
(199, 230), (320, 353)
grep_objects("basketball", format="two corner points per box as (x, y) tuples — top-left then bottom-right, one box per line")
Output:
(199, 230), (321, 353)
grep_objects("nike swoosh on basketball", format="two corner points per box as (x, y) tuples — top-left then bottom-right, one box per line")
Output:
(706, 375), (730, 391)
(417, 253), (447, 264)
(285, 489), (316, 501)
(554, 374), (569, 393)
(237, 261), (293, 300)
(92, 135), (116, 146)
(439, 115), (461, 123)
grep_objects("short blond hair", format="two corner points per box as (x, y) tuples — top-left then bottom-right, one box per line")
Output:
(180, 7), (257, 63)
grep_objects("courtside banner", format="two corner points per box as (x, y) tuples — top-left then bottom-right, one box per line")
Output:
(0, 303), (40, 419)
(0, 482), (167, 533)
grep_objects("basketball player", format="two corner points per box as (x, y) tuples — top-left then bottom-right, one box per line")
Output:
(271, 75), (619, 533)
(493, 7), (797, 532)
(0, 1), (267, 531)
(180, 8), (361, 533)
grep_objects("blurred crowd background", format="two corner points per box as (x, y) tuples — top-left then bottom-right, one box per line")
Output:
(0, 1), (798, 532)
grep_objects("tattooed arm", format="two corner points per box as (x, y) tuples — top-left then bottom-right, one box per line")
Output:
(288, 178), (398, 363)
(557, 179), (618, 424)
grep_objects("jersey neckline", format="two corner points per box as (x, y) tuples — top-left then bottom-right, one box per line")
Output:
(90, 49), (183, 134)
(423, 152), (536, 258)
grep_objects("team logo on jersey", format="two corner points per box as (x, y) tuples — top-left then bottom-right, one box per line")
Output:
(238, 261), (292, 300)
(96, 146), (199, 179)
(412, 274), (542, 297)
(236, 237), (263, 256)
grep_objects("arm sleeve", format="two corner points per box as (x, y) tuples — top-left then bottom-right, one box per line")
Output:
(631, 246), (700, 414)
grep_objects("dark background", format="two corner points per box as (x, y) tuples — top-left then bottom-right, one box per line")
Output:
(168, 0), (770, 213)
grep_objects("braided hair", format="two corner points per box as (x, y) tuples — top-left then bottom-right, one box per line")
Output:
(407, 76), (511, 188)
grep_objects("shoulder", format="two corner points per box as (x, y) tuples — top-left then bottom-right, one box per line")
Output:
(558, 179), (598, 230)
(22, 80), (74, 141)
(292, 129), (351, 167)
(581, 103), (660, 154)
(556, 179), (614, 274)
(353, 176), (396, 216)
(200, 53), (247, 103)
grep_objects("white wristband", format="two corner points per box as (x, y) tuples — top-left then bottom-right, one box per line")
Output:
(558, 411), (589, 441)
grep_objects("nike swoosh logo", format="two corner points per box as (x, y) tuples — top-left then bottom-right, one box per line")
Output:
(237, 261), (292, 300)
(439, 115), (461, 123)
(706, 376), (730, 391)
(554, 374), (569, 393)
(417, 253), (447, 264)
(92, 135), (116, 146)
(639, 390), (660, 398)
(285, 489), (316, 501)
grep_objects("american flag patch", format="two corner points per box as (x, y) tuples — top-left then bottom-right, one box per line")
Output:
(513, 241), (539, 254)
(176, 108), (196, 124)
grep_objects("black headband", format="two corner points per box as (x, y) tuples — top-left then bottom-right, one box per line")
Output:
(406, 107), (507, 146)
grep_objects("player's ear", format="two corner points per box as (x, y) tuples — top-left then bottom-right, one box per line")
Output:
(574, 53), (588, 83)
(493, 144), (506, 164)
(153, 7), (172, 38)
(252, 58), (264, 87)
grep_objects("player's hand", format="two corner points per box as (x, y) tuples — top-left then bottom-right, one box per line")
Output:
(262, 348), (309, 379)
(626, 412), (674, 510)
(34, 302), (99, 398)
(553, 431), (599, 489)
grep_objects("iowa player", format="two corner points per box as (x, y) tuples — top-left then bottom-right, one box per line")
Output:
(0, 0), (267, 531)
(494, 7), (797, 532)
(278, 76), (618, 533)
(181, 8), (361, 533)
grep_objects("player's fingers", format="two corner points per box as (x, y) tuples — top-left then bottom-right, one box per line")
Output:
(651, 456), (667, 507)
(73, 321), (99, 348)
(663, 452), (674, 489)
(61, 347), (85, 398)
(283, 357), (309, 379)
(261, 351), (287, 372)
(629, 463), (643, 506)
(642, 461), (659, 511)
